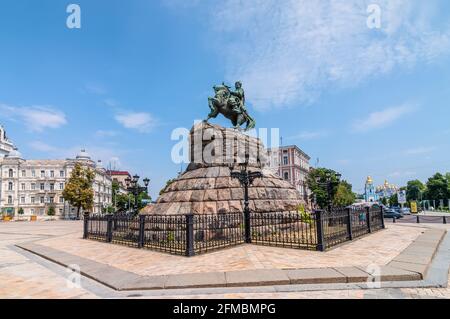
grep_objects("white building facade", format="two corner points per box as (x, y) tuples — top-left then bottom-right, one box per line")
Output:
(0, 145), (112, 219)
(0, 125), (14, 158)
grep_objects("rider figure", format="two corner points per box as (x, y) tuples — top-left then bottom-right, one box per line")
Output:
(229, 81), (246, 114)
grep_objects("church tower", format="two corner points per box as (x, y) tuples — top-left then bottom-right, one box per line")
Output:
(364, 176), (377, 202)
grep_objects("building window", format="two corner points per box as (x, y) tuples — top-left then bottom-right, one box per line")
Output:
(31, 183), (36, 190)
(284, 172), (289, 180)
(7, 196), (13, 204)
(59, 183), (64, 190)
(8, 169), (13, 178)
(60, 171), (64, 178)
(31, 197), (35, 204)
(8, 182), (13, 191)
(49, 197), (54, 204)
(21, 183), (25, 191)
(40, 197), (45, 204)
(283, 156), (289, 165)
(59, 197), (64, 204)
(50, 183), (54, 191)
(39, 208), (44, 215)
(40, 170), (45, 178)
(40, 183), (45, 191)
(31, 170), (36, 177)
(20, 197), (25, 204)
(21, 170), (26, 177)
(31, 209), (35, 215)
(50, 170), (54, 178)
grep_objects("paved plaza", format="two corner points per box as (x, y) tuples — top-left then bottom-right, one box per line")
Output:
(0, 220), (449, 299)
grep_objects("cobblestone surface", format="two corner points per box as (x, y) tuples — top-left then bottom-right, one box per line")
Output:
(0, 220), (448, 299)
(35, 224), (425, 276)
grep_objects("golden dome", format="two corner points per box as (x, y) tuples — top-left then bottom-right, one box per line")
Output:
(366, 176), (373, 184)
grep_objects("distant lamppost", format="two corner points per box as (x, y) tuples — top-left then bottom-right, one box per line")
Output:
(315, 172), (342, 211)
(125, 175), (150, 211)
(228, 155), (263, 243)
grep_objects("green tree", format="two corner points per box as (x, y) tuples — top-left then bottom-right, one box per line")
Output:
(380, 197), (388, 206)
(62, 163), (95, 219)
(389, 193), (399, 207)
(307, 168), (341, 209)
(425, 173), (448, 201)
(406, 180), (425, 201)
(333, 181), (356, 207)
(47, 205), (56, 216)
(18, 207), (24, 215)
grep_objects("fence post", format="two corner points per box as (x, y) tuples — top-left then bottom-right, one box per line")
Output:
(244, 207), (252, 244)
(380, 206), (386, 229)
(444, 216), (447, 225)
(416, 215), (420, 224)
(315, 210), (325, 252)
(138, 215), (145, 248)
(83, 212), (89, 239)
(106, 214), (113, 243)
(393, 217), (396, 223)
(185, 214), (195, 257)
(346, 208), (353, 240)
(366, 207), (372, 233)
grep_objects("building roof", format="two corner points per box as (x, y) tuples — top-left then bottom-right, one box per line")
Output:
(268, 145), (311, 160)
(107, 170), (131, 176)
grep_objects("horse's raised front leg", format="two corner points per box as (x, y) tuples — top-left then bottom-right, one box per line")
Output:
(205, 98), (219, 122)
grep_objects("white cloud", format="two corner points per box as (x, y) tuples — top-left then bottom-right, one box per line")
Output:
(290, 131), (328, 140)
(29, 141), (59, 152)
(352, 104), (416, 132)
(172, 0), (450, 110)
(0, 104), (67, 132)
(115, 112), (158, 133)
(103, 99), (119, 107)
(404, 146), (436, 156)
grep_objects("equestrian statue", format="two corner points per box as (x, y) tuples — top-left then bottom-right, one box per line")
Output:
(205, 81), (256, 131)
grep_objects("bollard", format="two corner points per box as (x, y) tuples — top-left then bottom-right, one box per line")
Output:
(185, 214), (195, 257)
(416, 215), (420, 224)
(444, 216), (447, 225)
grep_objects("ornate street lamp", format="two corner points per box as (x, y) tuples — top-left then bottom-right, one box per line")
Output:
(228, 155), (263, 243)
(125, 175), (150, 212)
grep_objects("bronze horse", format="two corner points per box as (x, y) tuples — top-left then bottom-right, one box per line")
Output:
(205, 84), (255, 131)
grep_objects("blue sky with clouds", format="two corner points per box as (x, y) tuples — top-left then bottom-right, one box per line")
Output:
(1, 0), (450, 197)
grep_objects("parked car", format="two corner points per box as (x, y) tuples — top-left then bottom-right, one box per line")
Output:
(399, 207), (411, 215)
(384, 209), (403, 219)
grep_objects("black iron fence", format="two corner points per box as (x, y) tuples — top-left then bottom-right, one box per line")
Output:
(83, 207), (385, 256)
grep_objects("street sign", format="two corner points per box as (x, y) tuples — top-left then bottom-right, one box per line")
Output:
(398, 190), (407, 204)
(410, 201), (418, 214)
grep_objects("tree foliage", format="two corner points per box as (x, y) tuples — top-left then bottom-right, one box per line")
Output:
(47, 204), (56, 216)
(425, 173), (448, 201)
(333, 181), (356, 207)
(307, 168), (354, 209)
(406, 180), (425, 201)
(62, 163), (95, 218)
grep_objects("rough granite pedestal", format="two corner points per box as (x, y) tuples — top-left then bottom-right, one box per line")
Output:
(142, 122), (305, 215)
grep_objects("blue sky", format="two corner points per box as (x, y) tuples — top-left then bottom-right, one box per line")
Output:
(1, 0), (450, 198)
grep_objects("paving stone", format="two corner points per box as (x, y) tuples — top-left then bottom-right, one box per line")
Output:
(226, 269), (290, 287)
(333, 267), (372, 283)
(286, 268), (347, 284)
(388, 261), (427, 278)
(368, 266), (422, 282)
(165, 272), (226, 289)
(118, 275), (167, 291)
(393, 253), (432, 265)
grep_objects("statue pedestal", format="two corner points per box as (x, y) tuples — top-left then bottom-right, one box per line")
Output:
(142, 122), (305, 215)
